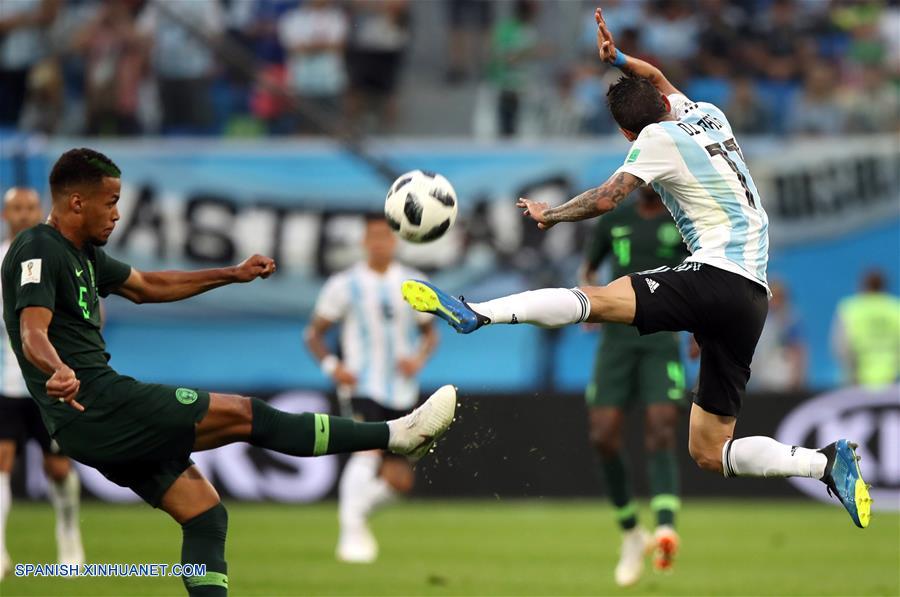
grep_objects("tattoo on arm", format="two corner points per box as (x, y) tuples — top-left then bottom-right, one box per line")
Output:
(543, 173), (642, 225)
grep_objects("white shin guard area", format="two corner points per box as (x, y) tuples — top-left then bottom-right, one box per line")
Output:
(723, 436), (827, 479)
(471, 288), (590, 327)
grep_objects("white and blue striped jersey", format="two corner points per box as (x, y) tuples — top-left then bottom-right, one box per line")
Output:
(314, 262), (431, 410)
(615, 94), (770, 291)
(0, 239), (29, 398)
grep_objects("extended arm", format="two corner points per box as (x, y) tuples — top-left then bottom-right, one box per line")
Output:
(517, 172), (643, 229)
(19, 307), (83, 411)
(595, 7), (680, 96)
(303, 315), (357, 387)
(113, 254), (275, 304)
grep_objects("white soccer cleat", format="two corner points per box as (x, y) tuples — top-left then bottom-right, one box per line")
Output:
(57, 527), (85, 568)
(614, 526), (652, 587)
(336, 523), (378, 564)
(387, 385), (457, 460)
(0, 550), (11, 581)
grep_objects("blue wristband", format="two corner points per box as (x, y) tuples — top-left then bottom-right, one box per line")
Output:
(612, 51), (629, 68)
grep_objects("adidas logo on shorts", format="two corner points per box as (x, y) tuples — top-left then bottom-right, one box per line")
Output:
(646, 278), (660, 294)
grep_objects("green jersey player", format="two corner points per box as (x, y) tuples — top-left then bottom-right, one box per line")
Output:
(581, 187), (688, 585)
(1, 148), (456, 596)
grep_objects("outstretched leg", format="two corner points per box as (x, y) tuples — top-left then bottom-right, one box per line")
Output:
(401, 276), (635, 333)
(193, 386), (457, 459)
(689, 403), (872, 528)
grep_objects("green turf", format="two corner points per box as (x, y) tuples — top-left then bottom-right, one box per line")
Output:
(2, 499), (897, 596)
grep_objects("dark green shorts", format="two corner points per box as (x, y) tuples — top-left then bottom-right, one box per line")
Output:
(54, 376), (210, 507)
(585, 329), (686, 410)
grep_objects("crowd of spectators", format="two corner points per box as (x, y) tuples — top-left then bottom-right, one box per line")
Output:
(551, 0), (899, 136)
(0, 0), (411, 136)
(0, 0), (896, 138)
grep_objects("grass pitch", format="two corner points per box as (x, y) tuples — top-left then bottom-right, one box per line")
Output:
(2, 499), (898, 596)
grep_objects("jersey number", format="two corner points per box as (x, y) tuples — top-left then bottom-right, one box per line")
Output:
(78, 286), (91, 319)
(705, 138), (756, 209)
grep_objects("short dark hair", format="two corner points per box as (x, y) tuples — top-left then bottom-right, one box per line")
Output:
(606, 76), (668, 134)
(49, 148), (120, 198)
(862, 269), (886, 293)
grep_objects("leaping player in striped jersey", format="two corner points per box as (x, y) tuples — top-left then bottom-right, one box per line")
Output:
(402, 7), (871, 531)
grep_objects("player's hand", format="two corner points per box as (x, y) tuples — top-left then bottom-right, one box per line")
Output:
(595, 8), (618, 64)
(233, 255), (276, 282)
(332, 364), (357, 387)
(516, 197), (555, 230)
(396, 356), (424, 377)
(46, 365), (84, 412)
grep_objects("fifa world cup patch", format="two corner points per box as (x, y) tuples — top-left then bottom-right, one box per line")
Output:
(175, 388), (199, 405)
(20, 259), (42, 285)
(626, 148), (641, 163)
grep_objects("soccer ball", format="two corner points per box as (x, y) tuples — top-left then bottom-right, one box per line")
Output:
(384, 170), (457, 243)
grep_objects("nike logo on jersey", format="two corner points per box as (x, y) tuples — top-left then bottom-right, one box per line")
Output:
(611, 226), (631, 238)
(646, 278), (660, 294)
(75, 268), (83, 277)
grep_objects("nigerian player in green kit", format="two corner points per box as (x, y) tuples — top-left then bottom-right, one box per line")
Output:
(580, 186), (688, 586)
(1, 148), (457, 596)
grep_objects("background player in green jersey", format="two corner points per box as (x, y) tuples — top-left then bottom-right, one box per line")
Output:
(580, 187), (689, 586)
(1, 148), (456, 596)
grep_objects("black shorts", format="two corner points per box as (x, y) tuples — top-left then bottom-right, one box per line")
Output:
(0, 395), (58, 454)
(54, 377), (210, 507)
(629, 263), (768, 417)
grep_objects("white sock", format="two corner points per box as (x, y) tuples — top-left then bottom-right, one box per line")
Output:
(0, 472), (10, 560)
(338, 453), (396, 530)
(470, 288), (590, 327)
(48, 471), (81, 541)
(722, 437), (827, 479)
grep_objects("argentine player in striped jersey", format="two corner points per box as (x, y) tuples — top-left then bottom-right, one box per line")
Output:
(403, 7), (871, 530)
(305, 215), (438, 563)
(0, 188), (84, 579)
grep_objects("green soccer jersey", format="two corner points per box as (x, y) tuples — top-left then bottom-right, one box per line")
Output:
(585, 198), (689, 341)
(1, 224), (132, 434)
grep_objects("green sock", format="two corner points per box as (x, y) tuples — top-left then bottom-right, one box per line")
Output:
(648, 449), (680, 528)
(249, 397), (389, 456)
(600, 453), (637, 530)
(181, 503), (228, 596)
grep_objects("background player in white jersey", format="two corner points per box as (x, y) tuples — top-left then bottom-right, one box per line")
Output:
(403, 7), (871, 530)
(305, 215), (438, 563)
(0, 187), (84, 579)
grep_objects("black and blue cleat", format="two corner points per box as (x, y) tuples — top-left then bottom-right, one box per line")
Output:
(401, 280), (490, 334)
(820, 439), (872, 529)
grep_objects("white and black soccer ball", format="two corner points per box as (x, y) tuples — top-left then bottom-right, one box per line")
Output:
(384, 170), (457, 243)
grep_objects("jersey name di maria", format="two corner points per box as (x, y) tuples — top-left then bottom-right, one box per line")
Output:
(0, 239), (29, 398)
(1, 224), (132, 433)
(615, 94), (770, 291)
(314, 262), (431, 410)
